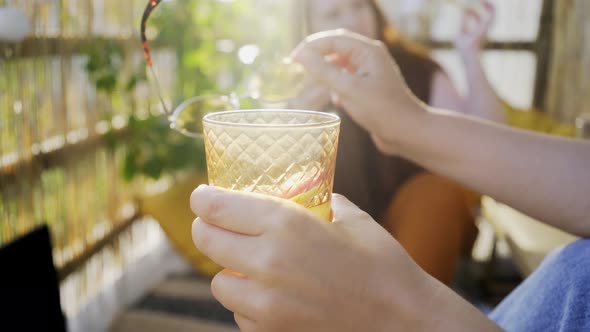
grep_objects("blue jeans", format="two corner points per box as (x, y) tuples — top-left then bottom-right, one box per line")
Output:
(489, 239), (590, 331)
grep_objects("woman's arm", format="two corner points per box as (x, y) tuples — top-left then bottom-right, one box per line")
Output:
(293, 30), (590, 237)
(429, 71), (465, 112)
(459, 51), (505, 122)
(454, 2), (505, 123)
(427, 2), (506, 122)
(395, 107), (590, 237)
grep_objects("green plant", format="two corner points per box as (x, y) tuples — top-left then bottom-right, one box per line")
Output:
(86, 0), (291, 182)
(116, 115), (207, 181)
(84, 40), (208, 181)
(84, 40), (144, 96)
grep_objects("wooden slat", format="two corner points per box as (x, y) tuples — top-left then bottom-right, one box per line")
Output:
(0, 37), (137, 58)
(111, 310), (239, 332)
(532, 0), (556, 110)
(544, 0), (590, 121)
(0, 36), (172, 59)
(0, 126), (129, 189)
(2, 36), (535, 59)
(57, 210), (141, 282)
(425, 40), (536, 51)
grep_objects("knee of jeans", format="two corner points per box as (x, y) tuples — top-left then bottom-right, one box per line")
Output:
(545, 239), (590, 281)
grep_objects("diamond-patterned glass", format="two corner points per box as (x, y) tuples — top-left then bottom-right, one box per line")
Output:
(203, 110), (340, 221)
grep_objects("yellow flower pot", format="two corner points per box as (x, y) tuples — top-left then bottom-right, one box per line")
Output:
(139, 172), (223, 278)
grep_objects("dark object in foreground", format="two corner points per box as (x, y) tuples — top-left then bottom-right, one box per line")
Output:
(0, 225), (66, 332)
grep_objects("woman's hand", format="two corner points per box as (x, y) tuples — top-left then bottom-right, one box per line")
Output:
(291, 29), (426, 155)
(287, 79), (333, 111)
(454, 1), (495, 59)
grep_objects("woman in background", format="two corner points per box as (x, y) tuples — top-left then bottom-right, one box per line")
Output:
(454, 2), (577, 136)
(289, 0), (503, 284)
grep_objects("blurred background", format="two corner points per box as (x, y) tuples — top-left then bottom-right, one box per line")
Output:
(0, 0), (588, 331)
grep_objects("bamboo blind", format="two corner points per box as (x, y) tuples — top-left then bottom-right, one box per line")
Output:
(0, 0), (175, 316)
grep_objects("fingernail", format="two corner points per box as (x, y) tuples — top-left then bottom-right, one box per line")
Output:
(191, 184), (218, 205)
(195, 184), (210, 194)
(292, 48), (311, 65)
(190, 185), (223, 216)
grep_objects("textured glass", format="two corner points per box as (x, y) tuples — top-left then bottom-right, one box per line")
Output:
(203, 110), (340, 221)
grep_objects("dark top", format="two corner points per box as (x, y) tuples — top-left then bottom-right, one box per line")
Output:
(332, 42), (441, 219)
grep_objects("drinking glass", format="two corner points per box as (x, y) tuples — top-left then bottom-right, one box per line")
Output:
(202, 110), (340, 221)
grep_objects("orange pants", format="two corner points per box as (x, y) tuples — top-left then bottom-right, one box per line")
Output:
(381, 172), (480, 285)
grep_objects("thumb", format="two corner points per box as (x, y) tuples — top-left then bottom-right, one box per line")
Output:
(331, 194), (374, 227)
(293, 48), (357, 97)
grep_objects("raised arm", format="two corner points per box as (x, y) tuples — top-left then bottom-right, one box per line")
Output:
(292, 30), (590, 237)
(454, 1), (505, 123)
